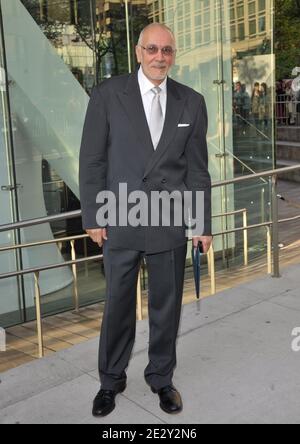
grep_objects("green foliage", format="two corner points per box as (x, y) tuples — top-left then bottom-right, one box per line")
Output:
(275, 0), (300, 79)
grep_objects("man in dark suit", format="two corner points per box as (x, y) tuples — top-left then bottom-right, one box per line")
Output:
(79, 23), (212, 417)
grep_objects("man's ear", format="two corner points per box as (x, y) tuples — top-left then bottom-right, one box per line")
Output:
(135, 45), (141, 64)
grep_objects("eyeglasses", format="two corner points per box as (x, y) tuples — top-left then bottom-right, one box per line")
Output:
(139, 45), (176, 57)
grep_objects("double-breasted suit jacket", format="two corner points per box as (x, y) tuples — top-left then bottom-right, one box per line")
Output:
(79, 70), (211, 254)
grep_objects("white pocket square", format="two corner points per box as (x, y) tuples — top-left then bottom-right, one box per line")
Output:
(178, 123), (190, 127)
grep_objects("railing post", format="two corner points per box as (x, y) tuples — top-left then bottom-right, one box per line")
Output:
(266, 226), (272, 274)
(207, 244), (211, 276)
(83, 237), (89, 278)
(70, 240), (79, 312)
(261, 186), (265, 224)
(209, 243), (216, 295)
(33, 272), (44, 358)
(271, 175), (280, 278)
(136, 270), (143, 321)
(243, 209), (248, 266)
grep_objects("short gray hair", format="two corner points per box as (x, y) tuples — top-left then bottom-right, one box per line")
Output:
(138, 23), (176, 47)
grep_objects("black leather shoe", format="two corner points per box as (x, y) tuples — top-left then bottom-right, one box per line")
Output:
(151, 385), (183, 414)
(92, 384), (126, 417)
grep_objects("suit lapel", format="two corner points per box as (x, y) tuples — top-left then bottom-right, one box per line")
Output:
(117, 71), (154, 158)
(117, 72), (186, 178)
(144, 77), (186, 177)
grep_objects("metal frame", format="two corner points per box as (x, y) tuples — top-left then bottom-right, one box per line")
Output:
(212, 208), (248, 266)
(0, 165), (300, 358)
(275, 94), (300, 125)
(0, 0), (27, 322)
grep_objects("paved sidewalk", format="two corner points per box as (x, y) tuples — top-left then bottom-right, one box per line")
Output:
(1, 263), (300, 424)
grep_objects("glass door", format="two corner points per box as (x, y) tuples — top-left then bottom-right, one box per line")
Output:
(0, 0), (137, 322)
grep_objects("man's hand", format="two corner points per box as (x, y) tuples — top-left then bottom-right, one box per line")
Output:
(192, 236), (213, 254)
(86, 228), (107, 247)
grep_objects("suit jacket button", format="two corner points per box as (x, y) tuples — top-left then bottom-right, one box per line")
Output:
(143, 178), (147, 182)
(161, 179), (167, 183)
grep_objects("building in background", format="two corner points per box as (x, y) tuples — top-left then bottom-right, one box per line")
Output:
(0, 0), (275, 328)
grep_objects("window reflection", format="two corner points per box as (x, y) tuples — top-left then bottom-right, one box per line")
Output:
(21, 0), (150, 88)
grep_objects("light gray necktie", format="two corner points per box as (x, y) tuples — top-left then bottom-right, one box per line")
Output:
(149, 86), (164, 150)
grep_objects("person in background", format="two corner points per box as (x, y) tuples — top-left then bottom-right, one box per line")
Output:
(276, 80), (286, 125)
(233, 81), (244, 116)
(285, 80), (297, 125)
(233, 81), (245, 135)
(251, 82), (261, 127)
(241, 84), (251, 132)
(259, 82), (271, 130)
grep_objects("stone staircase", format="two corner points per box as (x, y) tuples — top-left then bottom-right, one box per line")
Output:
(277, 126), (300, 182)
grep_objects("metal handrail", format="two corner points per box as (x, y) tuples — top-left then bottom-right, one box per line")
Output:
(0, 165), (299, 234)
(0, 254), (102, 279)
(211, 165), (300, 187)
(0, 233), (89, 252)
(2, 214), (299, 280)
(0, 210), (81, 233)
(212, 208), (248, 266)
(276, 94), (300, 124)
(1, 164), (300, 358)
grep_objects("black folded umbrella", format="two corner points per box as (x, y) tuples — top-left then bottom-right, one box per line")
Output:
(191, 241), (203, 300)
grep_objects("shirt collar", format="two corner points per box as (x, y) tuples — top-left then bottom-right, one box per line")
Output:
(138, 66), (167, 96)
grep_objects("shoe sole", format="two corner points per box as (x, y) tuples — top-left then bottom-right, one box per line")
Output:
(160, 403), (183, 415)
(92, 403), (116, 418)
(92, 384), (126, 417)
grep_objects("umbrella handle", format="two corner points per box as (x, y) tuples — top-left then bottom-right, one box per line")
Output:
(192, 241), (203, 252)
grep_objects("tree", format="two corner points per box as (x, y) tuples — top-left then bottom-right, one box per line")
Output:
(20, 0), (133, 84)
(275, 0), (300, 79)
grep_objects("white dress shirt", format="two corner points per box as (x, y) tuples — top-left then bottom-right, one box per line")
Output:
(138, 66), (167, 127)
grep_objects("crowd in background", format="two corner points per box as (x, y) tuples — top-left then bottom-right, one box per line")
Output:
(233, 80), (300, 130)
(233, 81), (271, 131)
(276, 79), (300, 126)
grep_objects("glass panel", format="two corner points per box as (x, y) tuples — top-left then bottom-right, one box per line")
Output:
(259, 0), (266, 11)
(21, 0), (96, 92)
(1, 0), (130, 321)
(249, 2), (256, 15)
(98, 0), (130, 78)
(0, 5), (23, 327)
(237, 5), (244, 19)
(158, 0), (275, 269)
(126, 0), (149, 73)
(230, 0), (275, 266)
(158, 0), (235, 259)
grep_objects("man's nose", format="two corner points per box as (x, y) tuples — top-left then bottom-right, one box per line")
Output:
(154, 50), (166, 61)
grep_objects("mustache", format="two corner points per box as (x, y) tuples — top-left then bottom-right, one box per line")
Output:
(151, 64), (167, 69)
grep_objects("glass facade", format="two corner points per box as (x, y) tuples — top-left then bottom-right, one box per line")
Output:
(0, 0), (275, 327)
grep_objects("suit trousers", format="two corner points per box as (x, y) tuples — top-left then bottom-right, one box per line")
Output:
(98, 239), (187, 391)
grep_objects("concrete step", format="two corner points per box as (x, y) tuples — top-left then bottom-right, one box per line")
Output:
(276, 158), (300, 183)
(277, 126), (300, 143)
(276, 141), (300, 163)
